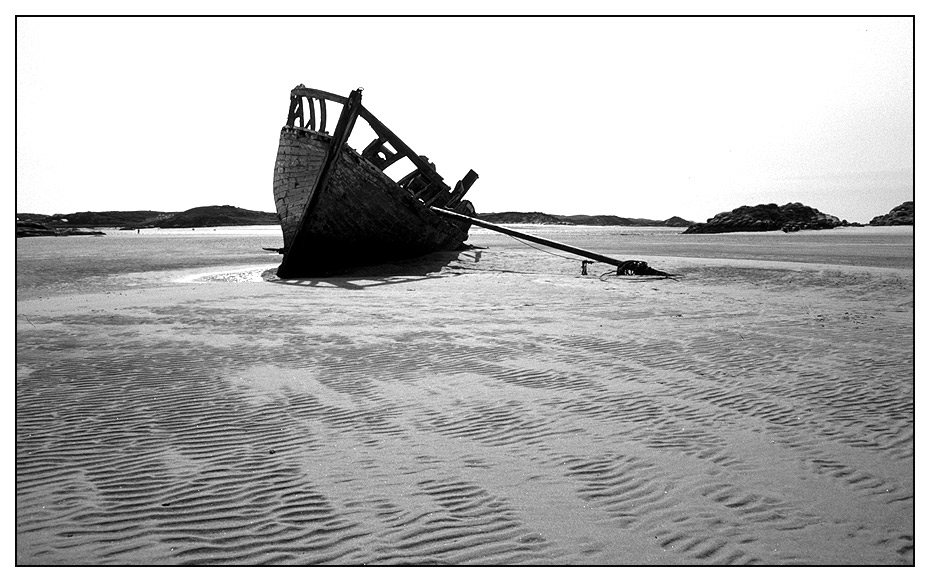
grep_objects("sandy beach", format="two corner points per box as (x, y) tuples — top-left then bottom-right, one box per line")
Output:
(15, 225), (914, 565)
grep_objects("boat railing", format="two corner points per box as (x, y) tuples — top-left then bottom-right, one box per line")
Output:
(286, 86), (477, 209)
(287, 86), (348, 134)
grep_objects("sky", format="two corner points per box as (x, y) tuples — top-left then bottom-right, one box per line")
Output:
(15, 14), (914, 224)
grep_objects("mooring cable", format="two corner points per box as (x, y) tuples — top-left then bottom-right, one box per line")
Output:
(496, 228), (681, 281)
(504, 230), (583, 263)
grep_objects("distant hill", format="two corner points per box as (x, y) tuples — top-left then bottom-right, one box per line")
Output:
(16, 205), (278, 232)
(657, 216), (694, 227)
(18, 205), (695, 235)
(477, 212), (569, 224)
(476, 212), (693, 227)
(149, 205), (278, 228)
(869, 201), (914, 226)
(683, 202), (857, 234)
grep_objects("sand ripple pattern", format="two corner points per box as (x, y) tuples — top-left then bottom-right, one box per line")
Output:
(17, 264), (913, 565)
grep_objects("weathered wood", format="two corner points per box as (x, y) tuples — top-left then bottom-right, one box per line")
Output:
(444, 169), (479, 208)
(362, 138), (386, 158)
(381, 150), (405, 169)
(396, 168), (419, 189)
(359, 106), (445, 184)
(362, 138), (406, 171)
(279, 89), (363, 277)
(290, 86), (348, 105)
(287, 95), (302, 127)
(274, 86), (478, 277)
(287, 87), (344, 133)
(423, 185), (452, 206)
(276, 144), (470, 277)
(273, 130), (328, 246)
(305, 96), (315, 130)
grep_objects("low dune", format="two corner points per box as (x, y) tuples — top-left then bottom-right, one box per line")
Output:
(15, 227), (914, 565)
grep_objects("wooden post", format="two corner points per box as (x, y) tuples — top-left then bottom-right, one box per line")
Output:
(306, 96), (315, 130)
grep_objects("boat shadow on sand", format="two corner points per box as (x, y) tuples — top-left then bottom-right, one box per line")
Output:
(264, 249), (480, 290)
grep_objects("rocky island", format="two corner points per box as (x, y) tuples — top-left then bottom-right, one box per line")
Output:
(682, 202), (859, 234)
(869, 201), (914, 226)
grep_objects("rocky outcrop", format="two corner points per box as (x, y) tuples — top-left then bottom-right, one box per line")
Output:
(16, 220), (60, 237)
(683, 202), (849, 234)
(869, 201), (914, 226)
(15, 221), (105, 237)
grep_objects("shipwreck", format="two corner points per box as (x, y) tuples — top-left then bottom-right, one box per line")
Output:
(272, 85), (670, 279)
(273, 86), (478, 278)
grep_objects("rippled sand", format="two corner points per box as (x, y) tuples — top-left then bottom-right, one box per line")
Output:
(16, 229), (914, 565)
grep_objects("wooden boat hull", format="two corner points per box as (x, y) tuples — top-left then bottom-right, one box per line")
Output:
(272, 88), (475, 278)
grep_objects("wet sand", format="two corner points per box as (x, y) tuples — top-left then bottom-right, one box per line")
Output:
(15, 226), (914, 565)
